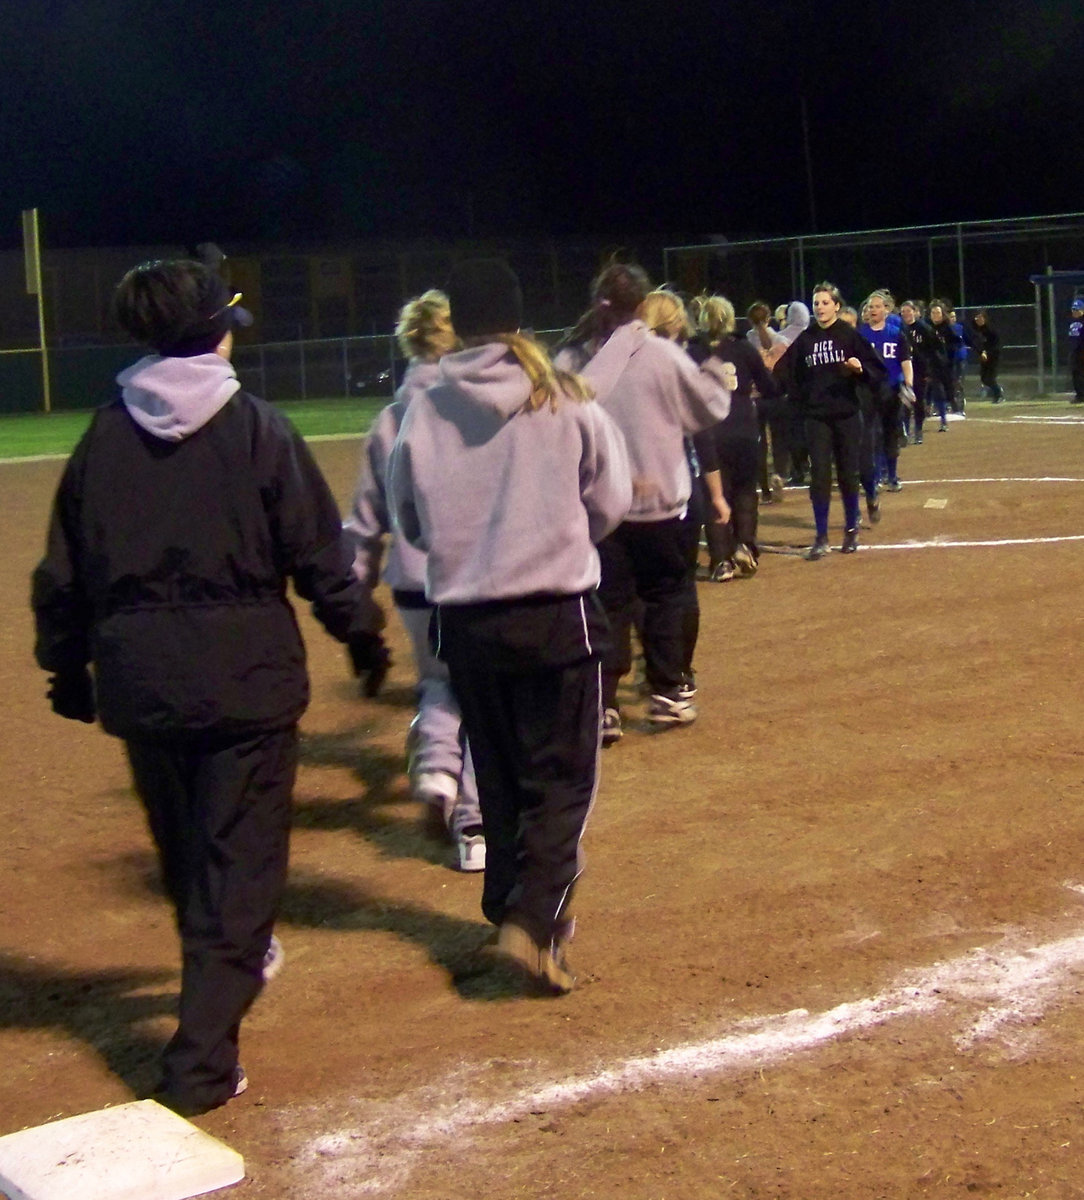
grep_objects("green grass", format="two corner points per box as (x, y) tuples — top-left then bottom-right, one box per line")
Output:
(0, 396), (389, 459)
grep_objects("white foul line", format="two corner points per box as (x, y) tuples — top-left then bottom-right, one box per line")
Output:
(860, 533), (1084, 551)
(296, 918), (1084, 1196)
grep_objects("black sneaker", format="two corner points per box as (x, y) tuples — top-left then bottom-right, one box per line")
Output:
(938, 421), (948, 432)
(806, 536), (831, 561)
(601, 707), (623, 747)
(841, 527), (859, 554)
(866, 497), (881, 524)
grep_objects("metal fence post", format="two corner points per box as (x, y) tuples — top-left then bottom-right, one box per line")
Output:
(1046, 266), (1057, 392)
(298, 326), (306, 400)
(1034, 282), (1044, 394)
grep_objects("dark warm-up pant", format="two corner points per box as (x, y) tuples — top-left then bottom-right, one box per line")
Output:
(598, 517), (696, 706)
(436, 594), (603, 950)
(125, 726), (297, 1111)
(703, 437), (760, 565)
(805, 411), (862, 534)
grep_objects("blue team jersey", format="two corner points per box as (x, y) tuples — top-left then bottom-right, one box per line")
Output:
(859, 323), (910, 387)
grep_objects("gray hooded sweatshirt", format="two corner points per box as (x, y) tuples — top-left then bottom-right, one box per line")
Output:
(116, 353), (240, 440)
(558, 320), (731, 522)
(344, 360), (435, 594)
(387, 343), (632, 605)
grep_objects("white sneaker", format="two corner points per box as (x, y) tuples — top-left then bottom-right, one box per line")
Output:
(647, 692), (698, 726)
(262, 935), (285, 984)
(457, 834), (486, 872)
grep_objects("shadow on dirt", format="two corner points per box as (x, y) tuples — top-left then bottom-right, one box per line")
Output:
(294, 730), (451, 867)
(277, 872), (552, 1002)
(0, 952), (174, 1095)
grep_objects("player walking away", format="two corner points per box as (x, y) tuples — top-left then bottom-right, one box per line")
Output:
(1069, 297), (1084, 403)
(555, 264), (730, 740)
(966, 309), (1005, 403)
(899, 300), (937, 443)
(927, 301), (961, 429)
(778, 281), (887, 559)
(387, 259), (632, 994)
(691, 294), (779, 579)
(777, 301), (812, 485)
(949, 309), (969, 408)
(345, 291), (486, 872)
(744, 302), (789, 503)
(860, 290), (915, 497)
(31, 259), (387, 1115)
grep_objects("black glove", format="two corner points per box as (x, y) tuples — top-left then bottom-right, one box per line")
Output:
(47, 668), (96, 724)
(347, 632), (391, 698)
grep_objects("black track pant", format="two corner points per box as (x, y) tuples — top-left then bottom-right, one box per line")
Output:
(805, 411), (862, 507)
(437, 595), (603, 949)
(703, 437), (760, 565)
(597, 518), (696, 706)
(126, 726), (297, 1111)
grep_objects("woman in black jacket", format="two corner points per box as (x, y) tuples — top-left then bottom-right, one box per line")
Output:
(32, 259), (386, 1116)
(927, 300), (961, 431)
(779, 281), (887, 559)
(968, 310), (1005, 402)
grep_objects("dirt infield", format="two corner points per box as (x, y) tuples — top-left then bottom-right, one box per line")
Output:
(4, 401), (1084, 1199)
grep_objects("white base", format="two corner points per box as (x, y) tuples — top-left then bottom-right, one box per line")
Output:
(0, 1100), (244, 1200)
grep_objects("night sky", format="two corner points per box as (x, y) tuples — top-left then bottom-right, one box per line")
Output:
(3, 0), (1083, 249)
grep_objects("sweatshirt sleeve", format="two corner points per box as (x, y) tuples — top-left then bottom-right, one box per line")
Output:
(578, 402), (633, 543)
(386, 405), (426, 552)
(31, 434), (94, 674)
(263, 414), (384, 640)
(663, 339), (732, 432)
(342, 405), (396, 589)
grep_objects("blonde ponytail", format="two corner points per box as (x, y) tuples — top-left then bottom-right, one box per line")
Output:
(493, 332), (594, 412)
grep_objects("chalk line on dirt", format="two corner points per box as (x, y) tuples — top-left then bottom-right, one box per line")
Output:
(294, 918), (1084, 1196)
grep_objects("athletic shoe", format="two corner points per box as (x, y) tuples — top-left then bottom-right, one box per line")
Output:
(151, 1065), (248, 1117)
(457, 834), (486, 873)
(938, 422), (948, 432)
(841, 527), (859, 554)
(770, 474), (785, 503)
(262, 935), (285, 984)
(710, 560), (736, 582)
(647, 691), (698, 726)
(601, 707), (623, 746)
(866, 497), (881, 525)
(915, 432), (924, 444)
(958, 398), (966, 416)
(886, 480), (903, 493)
(494, 922), (576, 995)
(806, 536), (831, 561)
(733, 545), (758, 577)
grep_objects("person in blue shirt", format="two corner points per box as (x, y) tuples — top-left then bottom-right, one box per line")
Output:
(1069, 298), (1084, 404)
(860, 290), (915, 499)
(949, 309), (968, 411)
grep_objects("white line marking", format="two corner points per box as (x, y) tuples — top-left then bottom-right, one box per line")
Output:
(295, 920), (1084, 1196)
(860, 534), (1084, 551)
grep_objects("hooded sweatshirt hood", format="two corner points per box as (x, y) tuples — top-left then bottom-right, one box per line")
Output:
(117, 353), (241, 442)
(779, 302), (811, 344)
(433, 343), (532, 432)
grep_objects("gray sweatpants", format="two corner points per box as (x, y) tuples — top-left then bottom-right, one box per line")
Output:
(398, 604), (481, 838)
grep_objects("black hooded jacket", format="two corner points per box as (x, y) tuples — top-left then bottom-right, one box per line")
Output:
(33, 385), (380, 739)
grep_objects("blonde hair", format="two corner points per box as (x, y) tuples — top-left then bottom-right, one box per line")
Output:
(491, 332), (594, 412)
(695, 294), (736, 343)
(639, 289), (691, 342)
(395, 289), (457, 360)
